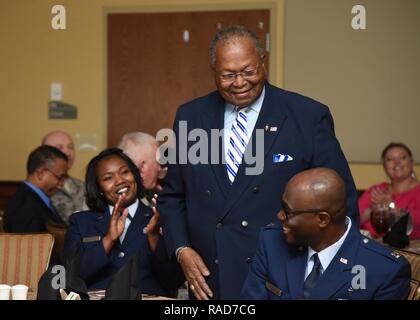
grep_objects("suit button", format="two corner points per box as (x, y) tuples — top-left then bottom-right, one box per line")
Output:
(216, 222), (223, 228)
(205, 189), (211, 197)
(252, 186), (260, 194)
(118, 252), (125, 258)
(245, 257), (252, 263)
(241, 220), (248, 228)
(215, 259), (219, 264)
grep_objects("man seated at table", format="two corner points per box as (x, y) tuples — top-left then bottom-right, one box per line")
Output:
(241, 168), (411, 300)
(4, 145), (68, 232)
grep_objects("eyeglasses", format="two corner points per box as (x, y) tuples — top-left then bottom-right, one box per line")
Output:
(217, 62), (260, 82)
(46, 168), (67, 183)
(281, 199), (329, 220)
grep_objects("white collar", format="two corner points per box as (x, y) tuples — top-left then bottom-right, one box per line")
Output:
(225, 86), (265, 115)
(307, 217), (352, 272)
(108, 199), (139, 219)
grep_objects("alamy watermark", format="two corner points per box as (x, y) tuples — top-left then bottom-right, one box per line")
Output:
(352, 5), (367, 30)
(156, 123), (265, 176)
(51, 265), (66, 290)
(51, 5), (66, 30)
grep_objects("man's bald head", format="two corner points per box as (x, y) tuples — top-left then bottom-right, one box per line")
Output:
(42, 130), (75, 169)
(285, 168), (346, 222)
(279, 168), (348, 250)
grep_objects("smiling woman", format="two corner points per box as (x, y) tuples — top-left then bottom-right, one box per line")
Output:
(63, 148), (184, 296)
(359, 143), (420, 239)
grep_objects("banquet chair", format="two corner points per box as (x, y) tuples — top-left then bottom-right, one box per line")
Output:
(395, 249), (420, 300)
(0, 210), (5, 232)
(46, 220), (67, 264)
(0, 233), (54, 292)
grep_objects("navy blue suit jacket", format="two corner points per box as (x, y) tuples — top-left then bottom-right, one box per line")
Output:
(158, 83), (359, 299)
(64, 201), (184, 296)
(241, 222), (411, 300)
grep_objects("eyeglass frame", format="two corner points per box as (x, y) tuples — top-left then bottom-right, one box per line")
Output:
(216, 61), (261, 83)
(45, 168), (68, 183)
(281, 199), (331, 220)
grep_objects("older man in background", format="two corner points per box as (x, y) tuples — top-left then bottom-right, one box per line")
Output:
(42, 130), (86, 223)
(118, 132), (167, 207)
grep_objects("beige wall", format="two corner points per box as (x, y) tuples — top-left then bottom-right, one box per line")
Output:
(1, 0), (418, 190)
(0, 0), (283, 181)
(283, 0), (420, 188)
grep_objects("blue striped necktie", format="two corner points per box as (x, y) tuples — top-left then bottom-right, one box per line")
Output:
(226, 109), (248, 183)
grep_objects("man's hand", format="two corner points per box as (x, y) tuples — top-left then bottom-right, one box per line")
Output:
(178, 247), (213, 300)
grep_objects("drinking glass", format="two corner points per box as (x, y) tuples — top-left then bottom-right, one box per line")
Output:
(370, 204), (391, 237)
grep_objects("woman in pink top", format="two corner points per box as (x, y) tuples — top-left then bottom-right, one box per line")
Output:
(359, 143), (420, 239)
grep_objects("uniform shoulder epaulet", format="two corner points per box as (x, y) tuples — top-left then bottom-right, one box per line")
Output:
(263, 221), (281, 230)
(69, 210), (85, 217)
(360, 236), (403, 262)
(69, 210), (97, 221)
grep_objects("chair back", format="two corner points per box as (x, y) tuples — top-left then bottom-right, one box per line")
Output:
(46, 220), (67, 264)
(0, 233), (54, 292)
(395, 249), (420, 300)
(0, 210), (4, 232)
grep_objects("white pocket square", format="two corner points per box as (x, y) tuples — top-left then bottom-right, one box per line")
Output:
(273, 154), (294, 163)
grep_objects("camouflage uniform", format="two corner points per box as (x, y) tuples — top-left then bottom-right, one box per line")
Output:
(51, 175), (86, 224)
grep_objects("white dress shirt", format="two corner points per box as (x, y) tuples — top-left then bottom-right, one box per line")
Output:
(108, 199), (139, 243)
(305, 217), (352, 280)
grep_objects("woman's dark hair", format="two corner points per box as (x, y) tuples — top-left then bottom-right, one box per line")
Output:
(381, 142), (413, 162)
(85, 148), (143, 212)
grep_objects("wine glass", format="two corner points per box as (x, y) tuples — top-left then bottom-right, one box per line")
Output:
(370, 204), (391, 237)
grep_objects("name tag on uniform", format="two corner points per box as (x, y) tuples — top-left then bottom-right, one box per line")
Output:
(265, 281), (282, 296)
(82, 235), (101, 243)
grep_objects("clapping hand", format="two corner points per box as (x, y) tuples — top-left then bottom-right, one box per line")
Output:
(102, 193), (129, 254)
(370, 187), (393, 206)
(143, 205), (161, 252)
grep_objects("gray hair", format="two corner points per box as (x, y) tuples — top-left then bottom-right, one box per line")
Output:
(118, 132), (158, 149)
(209, 25), (264, 67)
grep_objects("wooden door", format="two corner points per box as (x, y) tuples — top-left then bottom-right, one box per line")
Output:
(108, 10), (270, 146)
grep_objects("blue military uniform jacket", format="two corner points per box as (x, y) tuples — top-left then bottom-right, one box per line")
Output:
(240, 221), (411, 300)
(64, 200), (184, 296)
(158, 82), (359, 299)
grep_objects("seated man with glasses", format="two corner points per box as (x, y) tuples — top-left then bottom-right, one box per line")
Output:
(4, 145), (68, 233)
(241, 168), (411, 300)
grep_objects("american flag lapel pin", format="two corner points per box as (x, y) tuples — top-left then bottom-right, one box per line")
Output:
(270, 126), (277, 132)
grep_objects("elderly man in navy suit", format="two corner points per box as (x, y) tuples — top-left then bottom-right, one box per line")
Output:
(158, 25), (359, 300)
(241, 168), (411, 300)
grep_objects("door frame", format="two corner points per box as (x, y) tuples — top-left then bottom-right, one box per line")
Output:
(102, 0), (285, 143)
